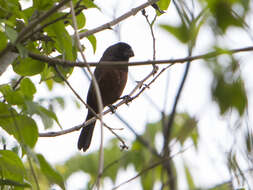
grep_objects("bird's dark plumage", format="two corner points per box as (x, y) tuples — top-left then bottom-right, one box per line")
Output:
(78, 42), (134, 152)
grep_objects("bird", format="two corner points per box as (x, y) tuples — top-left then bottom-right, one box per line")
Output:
(78, 42), (134, 152)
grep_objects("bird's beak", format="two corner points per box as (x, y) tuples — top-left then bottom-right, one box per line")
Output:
(125, 48), (134, 58)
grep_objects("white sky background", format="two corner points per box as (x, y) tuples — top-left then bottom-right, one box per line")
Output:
(1, 0), (253, 189)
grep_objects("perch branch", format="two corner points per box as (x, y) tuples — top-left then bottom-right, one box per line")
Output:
(26, 45), (253, 68)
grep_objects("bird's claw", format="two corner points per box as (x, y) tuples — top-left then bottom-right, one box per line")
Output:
(120, 95), (133, 105)
(152, 64), (159, 74)
(120, 144), (129, 151)
(108, 105), (117, 113)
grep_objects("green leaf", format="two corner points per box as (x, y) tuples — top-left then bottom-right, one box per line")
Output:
(33, 0), (54, 10)
(81, 0), (99, 9)
(160, 23), (190, 43)
(0, 103), (38, 148)
(55, 97), (65, 109)
(74, 98), (81, 109)
(39, 106), (62, 129)
(0, 0), (25, 21)
(140, 169), (155, 190)
(103, 139), (122, 182)
(16, 43), (28, 58)
(20, 78), (36, 100)
(143, 121), (161, 147)
(13, 56), (45, 76)
(87, 34), (97, 54)
(212, 77), (247, 116)
(130, 141), (148, 171)
(25, 101), (62, 129)
(184, 164), (195, 189)
(157, 0), (171, 11)
(0, 150), (26, 182)
(5, 25), (17, 43)
(76, 12), (86, 29)
(45, 16), (74, 61)
(40, 64), (55, 83)
(23, 7), (35, 22)
(0, 84), (24, 105)
(45, 79), (54, 90)
(0, 32), (8, 51)
(170, 113), (198, 146)
(207, 0), (243, 33)
(14, 115), (38, 148)
(79, 29), (97, 53)
(37, 154), (65, 190)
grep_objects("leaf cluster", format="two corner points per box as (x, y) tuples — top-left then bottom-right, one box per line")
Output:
(0, 0), (97, 189)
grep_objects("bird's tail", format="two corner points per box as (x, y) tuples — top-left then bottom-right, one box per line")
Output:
(77, 112), (96, 151)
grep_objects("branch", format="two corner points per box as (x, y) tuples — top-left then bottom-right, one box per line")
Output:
(142, 9), (157, 61)
(27, 45), (253, 68)
(78, 0), (159, 39)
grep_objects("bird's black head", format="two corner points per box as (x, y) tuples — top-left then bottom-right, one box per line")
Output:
(100, 42), (134, 62)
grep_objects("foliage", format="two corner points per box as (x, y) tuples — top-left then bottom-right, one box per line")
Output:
(0, 0), (95, 189)
(0, 0), (252, 189)
(58, 113), (198, 190)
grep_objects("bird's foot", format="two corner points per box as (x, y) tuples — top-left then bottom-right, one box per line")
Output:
(120, 95), (133, 105)
(108, 105), (117, 113)
(120, 143), (129, 151)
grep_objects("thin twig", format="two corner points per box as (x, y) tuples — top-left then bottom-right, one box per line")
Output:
(69, 2), (104, 189)
(12, 76), (24, 90)
(142, 9), (157, 61)
(103, 122), (128, 150)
